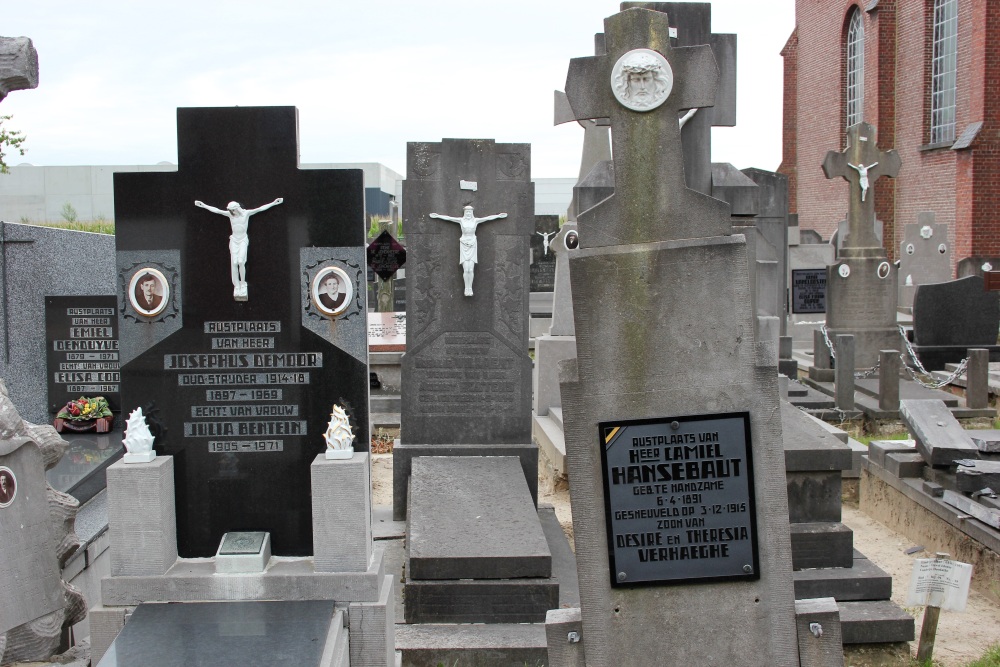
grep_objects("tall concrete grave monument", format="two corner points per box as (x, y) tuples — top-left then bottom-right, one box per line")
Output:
(555, 8), (798, 665)
(816, 122), (901, 370)
(395, 139), (535, 520)
(898, 212), (952, 311)
(114, 106), (370, 557)
(93, 107), (393, 667)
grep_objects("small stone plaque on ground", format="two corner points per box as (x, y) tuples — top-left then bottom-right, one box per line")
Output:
(219, 531), (266, 555)
(791, 269), (826, 314)
(599, 413), (759, 587)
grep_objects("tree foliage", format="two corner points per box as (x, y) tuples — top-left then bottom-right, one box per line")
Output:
(0, 115), (26, 174)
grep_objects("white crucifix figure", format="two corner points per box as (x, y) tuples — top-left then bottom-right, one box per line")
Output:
(194, 197), (283, 300)
(537, 230), (556, 256)
(847, 162), (878, 202)
(429, 205), (507, 296)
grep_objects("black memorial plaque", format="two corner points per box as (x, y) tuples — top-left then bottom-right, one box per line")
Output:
(366, 230), (406, 281)
(791, 269), (827, 314)
(45, 296), (120, 414)
(115, 107), (368, 558)
(599, 413), (759, 587)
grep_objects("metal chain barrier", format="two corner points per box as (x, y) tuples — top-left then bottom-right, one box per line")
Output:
(820, 324), (836, 360)
(820, 324), (880, 378)
(896, 325), (970, 389)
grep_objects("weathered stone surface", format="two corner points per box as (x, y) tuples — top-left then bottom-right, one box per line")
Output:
(0, 37), (38, 100)
(558, 7), (797, 666)
(790, 523), (854, 570)
(900, 399), (980, 466)
(865, 440), (915, 468)
(100, 548), (387, 605)
(898, 215), (952, 310)
(96, 600), (338, 666)
(311, 453), (372, 573)
(398, 138), (535, 518)
(792, 557), (892, 601)
(403, 577), (558, 624)
(106, 457), (177, 577)
(795, 597), (844, 667)
(408, 457), (550, 580)
(545, 608), (586, 667)
(787, 472), (843, 523)
(0, 437), (63, 635)
(781, 402), (853, 472)
(348, 575), (395, 667)
(396, 620), (547, 667)
(392, 443), (537, 522)
(955, 460), (1000, 493)
(838, 600), (915, 644)
(969, 430), (1000, 453)
(884, 452), (926, 479)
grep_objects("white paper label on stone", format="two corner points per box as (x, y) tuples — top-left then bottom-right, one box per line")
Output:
(839, 264), (851, 278)
(611, 48), (674, 112)
(906, 558), (973, 612)
(599, 413), (759, 587)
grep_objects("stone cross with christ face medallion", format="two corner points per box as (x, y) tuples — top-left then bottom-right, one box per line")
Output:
(822, 122), (900, 257)
(563, 7), (729, 247)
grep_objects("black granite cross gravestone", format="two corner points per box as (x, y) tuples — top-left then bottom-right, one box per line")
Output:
(822, 121), (900, 257)
(114, 107), (368, 558)
(564, 7), (729, 247)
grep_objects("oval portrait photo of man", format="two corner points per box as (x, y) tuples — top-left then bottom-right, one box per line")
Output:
(128, 268), (169, 318)
(312, 266), (354, 317)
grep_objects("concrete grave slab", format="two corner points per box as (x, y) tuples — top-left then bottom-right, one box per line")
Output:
(900, 399), (980, 466)
(407, 456), (551, 580)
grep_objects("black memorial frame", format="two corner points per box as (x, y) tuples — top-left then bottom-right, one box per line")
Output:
(598, 411), (760, 588)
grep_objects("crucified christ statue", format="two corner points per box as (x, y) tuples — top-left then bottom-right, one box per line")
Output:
(847, 162), (877, 202)
(537, 230), (556, 256)
(194, 197), (283, 300)
(429, 205), (507, 296)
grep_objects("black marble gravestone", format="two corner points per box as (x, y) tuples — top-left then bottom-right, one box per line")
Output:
(114, 107), (368, 558)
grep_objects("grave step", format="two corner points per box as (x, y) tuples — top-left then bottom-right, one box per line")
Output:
(792, 556), (892, 601)
(790, 522), (854, 570)
(403, 576), (559, 624)
(838, 600), (916, 644)
(395, 622), (547, 667)
(371, 393), (401, 412)
(549, 407), (564, 431)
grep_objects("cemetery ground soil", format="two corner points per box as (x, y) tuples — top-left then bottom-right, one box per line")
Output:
(370, 454), (1000, 666)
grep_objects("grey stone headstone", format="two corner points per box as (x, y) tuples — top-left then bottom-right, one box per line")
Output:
(397, 139), (534, 519)
(0, 437), (63, 635)
(898, 215), (952, 310)
(0, 223), (116, 424)
(559, 8), (797, 665)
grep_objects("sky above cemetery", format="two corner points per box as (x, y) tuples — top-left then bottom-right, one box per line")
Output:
(3, 1), (794, 178)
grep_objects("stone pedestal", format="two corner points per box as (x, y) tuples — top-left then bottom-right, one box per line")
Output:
(311, 453), (373, 573)
(106, 456), (177, 577)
